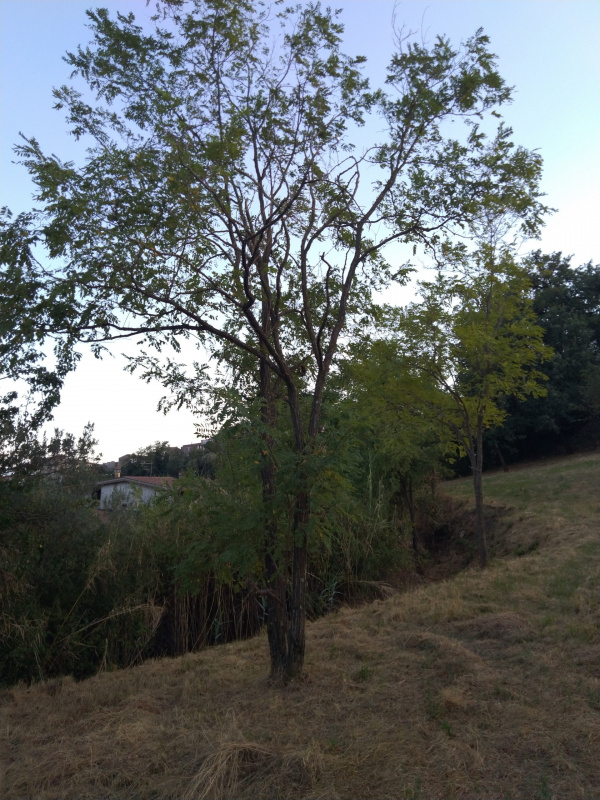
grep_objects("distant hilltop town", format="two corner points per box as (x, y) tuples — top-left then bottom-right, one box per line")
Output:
(101, 439), (215, 479)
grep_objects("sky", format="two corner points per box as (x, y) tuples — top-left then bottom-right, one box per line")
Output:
(1, 0), (599, 462)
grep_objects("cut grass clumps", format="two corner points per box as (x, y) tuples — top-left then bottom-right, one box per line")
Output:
(182, 739), (321, 800)
(1, 453), (599, 799)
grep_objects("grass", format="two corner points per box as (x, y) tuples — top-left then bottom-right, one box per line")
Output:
(444, 452), (598, 525)
(1, 453), (599, 799)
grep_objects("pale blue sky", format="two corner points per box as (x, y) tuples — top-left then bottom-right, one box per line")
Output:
(1, 1), (599, 459)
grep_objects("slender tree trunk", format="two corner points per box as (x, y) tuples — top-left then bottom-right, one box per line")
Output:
(262, 303), (338, 678)
(471, 421), (487, 568)
(270, 260), (355, 678)
(282, 357), (341, 677)
(408, 477), (416, 552)
(473, 464), (487, 567)
(495, 443), (509, 473)
(399, 475), (418, 556)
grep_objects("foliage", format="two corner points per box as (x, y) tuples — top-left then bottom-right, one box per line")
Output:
(0, 429), (107, 684)
(119, 439), (216, 478)
(338, 340), (451, 555)
(0, 208), (81, 442)
(486, 252), (600, 462)
(392, 245), (550, 565)
(170, 401), (407, 606)
(401, 251), (548, 437)
(0, 464), (257, 686)
(1, 407), (99, 479)
(0, 414), (412, 686)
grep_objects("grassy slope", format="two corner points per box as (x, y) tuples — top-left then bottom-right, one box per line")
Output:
(2, 454), (598, 800)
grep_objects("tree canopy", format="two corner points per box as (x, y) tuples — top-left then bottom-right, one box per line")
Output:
(487, 252), (600, 461)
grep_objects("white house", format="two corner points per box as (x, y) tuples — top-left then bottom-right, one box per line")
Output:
(96, 476), (175, 510)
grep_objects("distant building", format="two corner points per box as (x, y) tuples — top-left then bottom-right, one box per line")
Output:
(101, 461), (118, 473)
(181, 439), (211, 457)
(96, 476), (175, 510)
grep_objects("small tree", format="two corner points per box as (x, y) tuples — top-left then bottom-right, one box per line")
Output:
(399, 247), (550, 567)
(1, 1), (546, 677)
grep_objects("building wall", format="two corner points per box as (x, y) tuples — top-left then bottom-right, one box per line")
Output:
(99, 482), (159, 510)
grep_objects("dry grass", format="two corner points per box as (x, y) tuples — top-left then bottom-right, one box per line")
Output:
(2, 453), (599, 799)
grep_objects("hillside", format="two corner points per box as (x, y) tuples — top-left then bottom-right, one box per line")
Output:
(2, 454), (598, 800)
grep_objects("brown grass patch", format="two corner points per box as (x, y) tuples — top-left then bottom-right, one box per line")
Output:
(2, 454), (599, 799)
(449, 611), (532, 642)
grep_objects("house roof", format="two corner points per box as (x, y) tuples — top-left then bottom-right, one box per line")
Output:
(97, 476), (175, 489)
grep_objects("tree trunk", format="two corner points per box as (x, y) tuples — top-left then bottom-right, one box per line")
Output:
(399, 475), (418, 556)
(472, 421), (487, 568)
(261, 448), (289, 677)
(257, 311), (292, 680)
(262, 458), (289, 679)
(275, 385), (309, 679)
(495, 443), (509, 472)
(286, 494), (309, 677)
(264, 555), (290, 680)
(473, 464), (487, 568)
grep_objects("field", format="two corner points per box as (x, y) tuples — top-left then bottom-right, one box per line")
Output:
(2, 453), (598, 799)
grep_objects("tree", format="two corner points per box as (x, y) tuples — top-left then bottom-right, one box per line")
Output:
(120, 440), (180, 477)
(0, 0), (546, 678)
(487, 252), (600, 461)
(398, 247), (550, 567)
(118, 440), (215, 477)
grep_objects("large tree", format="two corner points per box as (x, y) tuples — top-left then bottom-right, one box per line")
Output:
(0, 0), (546, 678)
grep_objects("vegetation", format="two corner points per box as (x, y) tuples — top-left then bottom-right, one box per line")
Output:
(0, 413), (428, 687)
(397, 246), (549, 566)
(119, 440), (216, 478)
(0, 4), (597, 791)
(339, 339), (449, 558)
(0, 426), (107, 685)
(0, 0), (547, 679)
(486, 252), (600, 463)
(2, 453), (597, 799)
